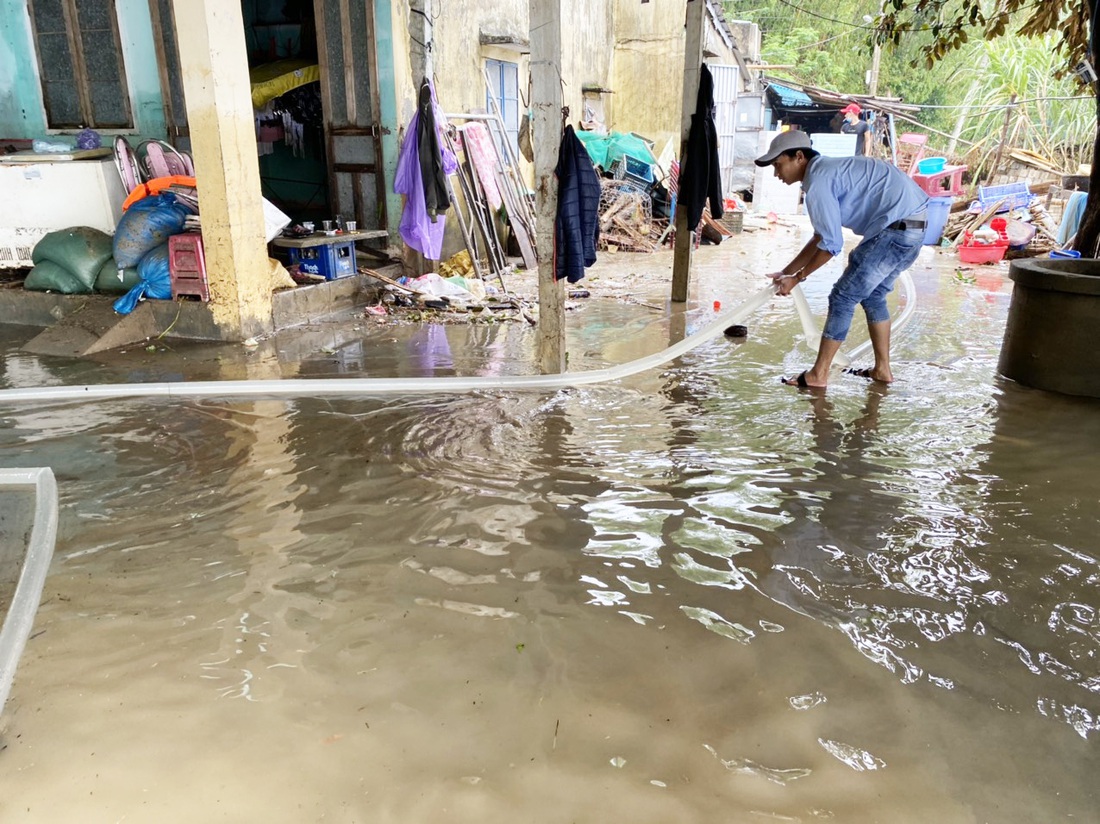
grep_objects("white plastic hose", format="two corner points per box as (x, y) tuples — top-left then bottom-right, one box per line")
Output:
(0, 467), (58, 715)
(0, 286), (781, 404)
(790, 270), (916, 370)
(0, 273), (915, 406)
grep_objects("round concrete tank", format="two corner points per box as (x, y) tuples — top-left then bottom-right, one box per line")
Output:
(999, 257), (1100, 397)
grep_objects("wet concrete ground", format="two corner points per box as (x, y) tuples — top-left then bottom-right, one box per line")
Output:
(1, 218), (1097, 823)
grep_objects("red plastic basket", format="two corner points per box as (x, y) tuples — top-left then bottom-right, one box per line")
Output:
(958, 221), (1009, 264)
(958, 244), (1006, 264)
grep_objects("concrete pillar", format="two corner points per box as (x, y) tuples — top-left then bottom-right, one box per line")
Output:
(530, 0), (566, 374)
(671, 0), (706, 304)
(171, 0), (272, 341)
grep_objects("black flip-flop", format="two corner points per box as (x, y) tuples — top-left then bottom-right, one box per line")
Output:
(782, 371), (810, 388)
(845, 367), (874, 379)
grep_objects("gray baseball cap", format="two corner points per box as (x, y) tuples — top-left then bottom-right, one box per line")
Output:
(754, 130), (812, 166)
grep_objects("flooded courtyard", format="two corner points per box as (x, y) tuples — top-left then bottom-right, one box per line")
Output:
(0, 220), (1097, 822)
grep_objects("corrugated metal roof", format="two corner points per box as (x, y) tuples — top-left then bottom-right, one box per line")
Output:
(766, 83), (814, 107)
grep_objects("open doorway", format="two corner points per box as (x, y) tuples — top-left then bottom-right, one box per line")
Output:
(242, 0), (330, 223)
(151, 0), (387, 234)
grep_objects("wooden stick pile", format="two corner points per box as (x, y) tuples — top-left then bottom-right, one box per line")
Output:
(597, 179), (656, 252)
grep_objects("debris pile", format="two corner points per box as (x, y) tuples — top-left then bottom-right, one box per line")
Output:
(597, 180), (661, 253)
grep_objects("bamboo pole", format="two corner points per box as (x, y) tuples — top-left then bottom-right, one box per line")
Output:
(985, 94), (1017, 185)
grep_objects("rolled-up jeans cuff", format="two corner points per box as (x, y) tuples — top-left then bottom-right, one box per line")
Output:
(865, 308), (891, 325)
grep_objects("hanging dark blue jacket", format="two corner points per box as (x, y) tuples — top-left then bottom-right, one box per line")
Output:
(555, 125), (600, 283)
(679, 63), (723, 229)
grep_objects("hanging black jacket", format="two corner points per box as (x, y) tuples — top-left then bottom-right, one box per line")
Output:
(678, 63), (723, 229)
(417, 79), (450, 219)
(555, 125), (600, 283)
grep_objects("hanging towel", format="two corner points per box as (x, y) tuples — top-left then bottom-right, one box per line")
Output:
(1058, 190), (1088, 247)
(678, 64), (723, 230)
(554, 124), (601, 283)
(460, 123), (503, 211)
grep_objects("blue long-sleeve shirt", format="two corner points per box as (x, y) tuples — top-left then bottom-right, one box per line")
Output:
(803, 155), (930, 255)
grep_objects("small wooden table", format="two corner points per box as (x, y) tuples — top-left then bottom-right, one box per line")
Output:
(270, 229), (389, 250)
(271, 229), (389, 280)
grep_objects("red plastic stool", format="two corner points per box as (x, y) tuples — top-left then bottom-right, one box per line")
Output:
(912, 165), (967, 197)
(168, 232), (210, 301)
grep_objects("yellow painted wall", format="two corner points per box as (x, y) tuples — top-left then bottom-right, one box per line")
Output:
(392, 0), (614, 141)
(173, 0), (272, 339)
(611, 0), (685, 149)
(611, 0), (742, 150)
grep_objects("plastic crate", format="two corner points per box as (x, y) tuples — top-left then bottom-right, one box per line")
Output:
(610, 154), (654, 189)
(972, 182), (1034, 213)
(287, 239), (356, 280)
(167, 232), (210, 301)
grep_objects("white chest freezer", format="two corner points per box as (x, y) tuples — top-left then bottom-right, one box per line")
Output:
(0, 151), (126, 268)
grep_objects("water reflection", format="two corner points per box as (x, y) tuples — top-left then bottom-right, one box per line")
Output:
(2, 259), (1099, 819)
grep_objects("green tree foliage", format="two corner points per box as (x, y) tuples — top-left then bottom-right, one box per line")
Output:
(953, 33), (1094, 171)
(730, 0), (1100, 252)
(729, 0), (967, 132)
(727, 0), (1092, 153)
(875, 0), (1090, 73)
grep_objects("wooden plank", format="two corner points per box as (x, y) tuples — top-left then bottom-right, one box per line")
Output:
(671, 0), (706, 303)
(471, 108), (538, 271)
(471, 126), (538, 271)
(509, 204), (539, 272)
(948, 197), (1007, 246)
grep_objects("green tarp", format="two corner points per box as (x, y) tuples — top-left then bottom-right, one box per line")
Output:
(574, 130), (656, 172)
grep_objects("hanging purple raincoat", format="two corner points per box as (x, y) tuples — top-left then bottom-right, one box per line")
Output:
(394, 108), (457, 260)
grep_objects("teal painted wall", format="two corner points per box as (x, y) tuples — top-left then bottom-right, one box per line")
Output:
(116, 0), (167, 139)
(0, 0), (47, 137)
(374, 0), (401, 239)
(0, 0), (166, 140)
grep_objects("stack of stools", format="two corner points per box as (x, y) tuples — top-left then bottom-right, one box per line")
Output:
(896, 133), (928, 175)
(167, 232), (210, 301)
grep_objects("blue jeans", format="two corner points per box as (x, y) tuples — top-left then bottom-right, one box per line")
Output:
(821, 226), (924, 342)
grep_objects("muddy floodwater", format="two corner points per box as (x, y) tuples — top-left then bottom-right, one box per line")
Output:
(1, 221), (1097, 823)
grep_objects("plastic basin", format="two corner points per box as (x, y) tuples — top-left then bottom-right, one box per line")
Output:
(958, 243), (1006, 264)
(918, 157), (946, 174)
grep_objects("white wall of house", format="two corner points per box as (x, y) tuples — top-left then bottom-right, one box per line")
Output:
(390, 0), (614, 137)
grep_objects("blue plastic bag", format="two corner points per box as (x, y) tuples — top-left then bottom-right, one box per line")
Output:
(113, 243), (173, 315)
(112, 284), (145, 315)
(112, 193), (189, 269)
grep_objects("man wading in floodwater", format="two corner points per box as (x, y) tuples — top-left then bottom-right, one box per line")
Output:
(755, 130), (929, 389)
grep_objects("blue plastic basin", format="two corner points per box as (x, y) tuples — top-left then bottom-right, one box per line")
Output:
(918, 157), (946, 175)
